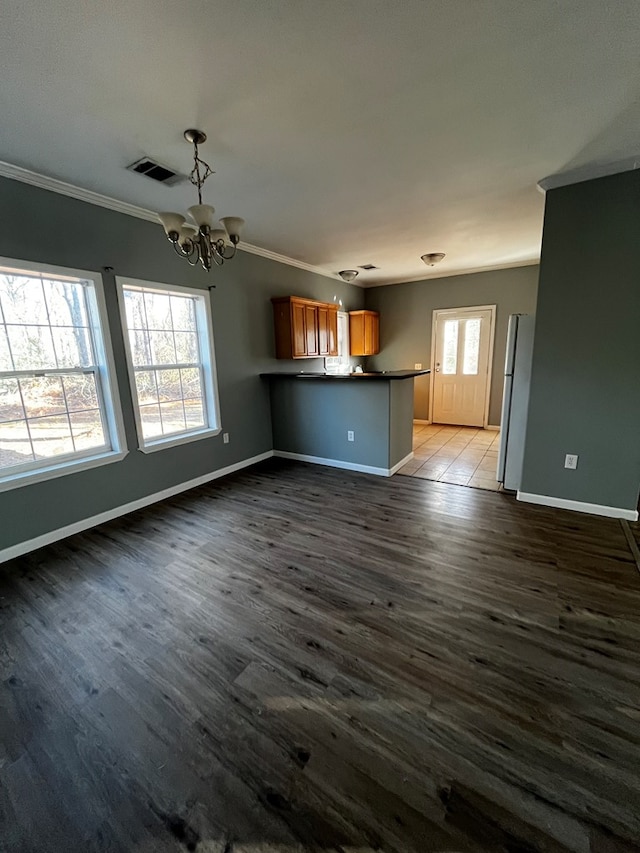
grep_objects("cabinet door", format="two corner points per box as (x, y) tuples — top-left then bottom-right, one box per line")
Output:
(370, 313), (380, 354)
(305, 305), (319, 356)
(292, 301), (307, 357)
(328, 309), (338, 356)
(317, 306), (329, 356)
(364, 314), (375, 355)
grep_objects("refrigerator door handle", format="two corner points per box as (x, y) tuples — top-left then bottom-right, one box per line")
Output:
(504, 314), (519, 376)
(497, 373), (513, 482)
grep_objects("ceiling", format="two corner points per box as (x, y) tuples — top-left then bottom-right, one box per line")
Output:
(1, 0), (639, 287)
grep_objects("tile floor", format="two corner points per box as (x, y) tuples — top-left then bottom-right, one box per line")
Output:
(397, 423), (502, 490)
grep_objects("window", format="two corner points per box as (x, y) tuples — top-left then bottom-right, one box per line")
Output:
(0, 258), (126, 491)
(462, 318), (481, 375)
(117, 277), (220, 452)
(442, 319), (458, 374)
(325, 311), (351, 374)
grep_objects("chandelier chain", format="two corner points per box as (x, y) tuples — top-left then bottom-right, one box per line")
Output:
(189, 140), (214, 205)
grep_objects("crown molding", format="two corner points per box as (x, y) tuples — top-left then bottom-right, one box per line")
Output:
(360, 257), (540, 288)
(233, 241), (347, 282)
(0, 159), (347, 284)
(538, 157), (640, 193)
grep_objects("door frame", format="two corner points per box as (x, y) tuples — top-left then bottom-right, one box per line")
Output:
(428, 304), (497, 428)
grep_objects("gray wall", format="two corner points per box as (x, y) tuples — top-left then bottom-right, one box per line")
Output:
(389, 379), (414, 467)
(269, 378), (393, 469)
(0, 177), (363, 552)
(521, 170), (640, 512)
(364, 265), (539, 424)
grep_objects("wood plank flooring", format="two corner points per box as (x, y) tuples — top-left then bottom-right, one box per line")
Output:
(1, 458), (640, 853)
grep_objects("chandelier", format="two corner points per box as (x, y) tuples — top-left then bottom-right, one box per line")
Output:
(158, 129), (245, 273)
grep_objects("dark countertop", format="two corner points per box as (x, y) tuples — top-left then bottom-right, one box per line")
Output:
(261, 369), (430, 381)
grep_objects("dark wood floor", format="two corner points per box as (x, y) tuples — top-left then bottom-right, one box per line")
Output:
(1, 459), (640, 853)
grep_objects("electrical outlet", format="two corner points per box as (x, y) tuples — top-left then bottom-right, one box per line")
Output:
(414, 363), (422, 370)
(564, 453), (578, 470)
(347, 430), (355, 442)
(223, 432), (229, 444)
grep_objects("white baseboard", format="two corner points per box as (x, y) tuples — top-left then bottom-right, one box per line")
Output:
(389, 451), (414, 475)
(517, 491), (638, 521)
(485, 424), (501, 431)
(413, 419), (431, 425)
(273, 449), (403, 478)
(0, 450), (274, 564)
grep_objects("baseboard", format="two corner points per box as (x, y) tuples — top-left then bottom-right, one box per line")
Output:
(517, 491), (638, 521)
(389, 451), (414, 475)
(413, 419), (431, 425)
(485, 424), (501, 431)
(0, 450), (275, 564)
(273, 450), (400, 478)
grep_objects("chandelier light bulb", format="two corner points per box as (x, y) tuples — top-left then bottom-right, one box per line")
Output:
(158, 212), (186, 240)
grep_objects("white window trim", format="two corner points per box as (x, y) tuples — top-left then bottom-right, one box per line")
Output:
(115, 276), (221, 452)
(0, 448), (128, 493)
(0, 256), (128, 492)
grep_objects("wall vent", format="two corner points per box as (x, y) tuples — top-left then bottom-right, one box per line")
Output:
(359, 264), (378, 270)
(126, 157), (184, 186)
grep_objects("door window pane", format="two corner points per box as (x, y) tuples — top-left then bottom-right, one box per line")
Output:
(463, 318), (481, 375)
(442, 320), (458, 374)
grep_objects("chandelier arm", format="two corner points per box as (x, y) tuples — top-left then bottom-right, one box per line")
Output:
(219, 244), (237, 260)
(172, 241), (189, 258)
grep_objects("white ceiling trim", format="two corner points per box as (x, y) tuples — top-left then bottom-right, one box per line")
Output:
(0, 159), (348, 284)
(362, 258), (540, 288)
(538, 157), (640, 193)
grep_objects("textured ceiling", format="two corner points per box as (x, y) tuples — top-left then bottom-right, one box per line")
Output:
(1, 0), (639, 285)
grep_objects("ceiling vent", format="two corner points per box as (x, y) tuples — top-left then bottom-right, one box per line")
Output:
(127, 157), (184, 186)
(359, 263), (378, 270)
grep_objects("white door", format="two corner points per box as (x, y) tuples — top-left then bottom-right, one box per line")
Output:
(430, 306), (495, 427)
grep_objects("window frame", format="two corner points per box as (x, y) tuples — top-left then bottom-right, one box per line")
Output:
(0, 256), (127, 493)
(116, 276), (221, 453)
(324, 310), (351, 374)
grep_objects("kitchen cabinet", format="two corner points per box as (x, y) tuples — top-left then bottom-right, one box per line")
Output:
(272, 296), (338, 359)
(317, 305), (338, 356)
(349, 310), (380, 356)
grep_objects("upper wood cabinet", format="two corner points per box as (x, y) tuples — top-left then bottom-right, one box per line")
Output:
(272, 296), (339, 359)
(349, 310), (380, 356)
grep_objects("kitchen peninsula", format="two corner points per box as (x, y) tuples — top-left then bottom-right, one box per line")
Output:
(262, 370), (429, 476)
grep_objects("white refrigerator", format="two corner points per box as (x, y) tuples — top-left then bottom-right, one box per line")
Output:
(497, 314), (535, 491)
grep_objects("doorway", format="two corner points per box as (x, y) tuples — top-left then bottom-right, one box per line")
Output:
(429, 305), (496, 427)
